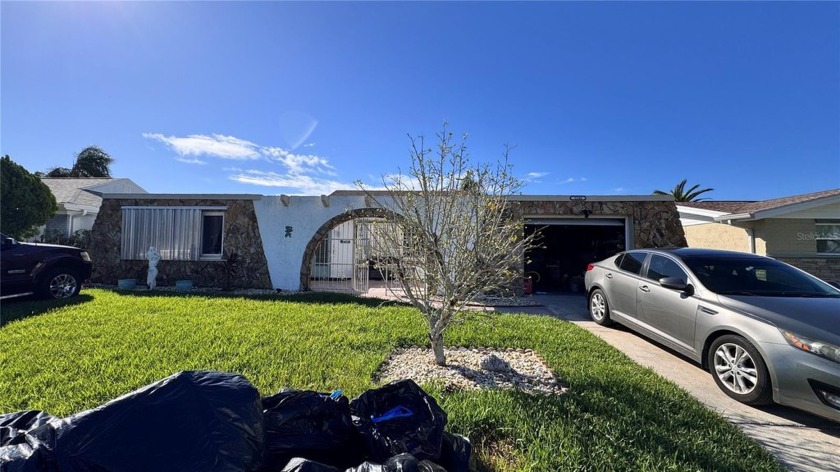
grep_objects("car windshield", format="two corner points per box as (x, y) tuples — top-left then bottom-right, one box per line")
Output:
(681, 256), (840, 298)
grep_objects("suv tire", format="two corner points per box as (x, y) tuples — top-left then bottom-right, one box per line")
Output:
(38, 268), (81, 300)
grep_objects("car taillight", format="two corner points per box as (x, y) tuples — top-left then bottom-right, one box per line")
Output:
(586, 263), (595, 271)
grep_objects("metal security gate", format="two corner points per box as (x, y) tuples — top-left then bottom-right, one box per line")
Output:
(309, 219), (375, 294)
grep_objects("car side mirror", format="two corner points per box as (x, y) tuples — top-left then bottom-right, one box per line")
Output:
(659, 276), (694, 295)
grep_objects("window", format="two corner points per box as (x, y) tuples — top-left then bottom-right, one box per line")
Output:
(646, 255), (688, 282)
(816, 221), (840, 255)
(121, 207), (226, 261)
(201, 212), (224, 258)
(618, 252), (646, 275)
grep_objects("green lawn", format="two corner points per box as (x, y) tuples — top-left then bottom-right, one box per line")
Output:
(0, 289), (782, 471)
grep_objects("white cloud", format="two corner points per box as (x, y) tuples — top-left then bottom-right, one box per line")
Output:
(303, 142), (317, 148)
(560, 177), (588, 184)
(142, 133), (262, 160)
(175, 156), (207, 165)
(228, 170), (354, 195)
(524, 171), (548, 184)
(262, 147), (336, 175)
(614, 187), (626, 193)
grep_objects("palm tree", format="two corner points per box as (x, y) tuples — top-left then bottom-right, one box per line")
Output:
(45, 146), (114, 178)
(653, 179), (714, 202)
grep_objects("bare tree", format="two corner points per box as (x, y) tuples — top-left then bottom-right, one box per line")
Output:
(357, 127), (538, 366)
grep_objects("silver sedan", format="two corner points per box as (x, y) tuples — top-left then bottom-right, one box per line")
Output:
(584, 248), (840, 423)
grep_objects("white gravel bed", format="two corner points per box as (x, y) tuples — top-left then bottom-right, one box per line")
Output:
(377, 347), (568, 396)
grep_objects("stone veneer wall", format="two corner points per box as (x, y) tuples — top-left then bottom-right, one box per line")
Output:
(515, 200), (688, 248)
(776, 257), (840, 284)
(89, 198), (271, 289)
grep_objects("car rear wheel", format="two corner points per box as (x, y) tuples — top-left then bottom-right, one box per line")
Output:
(708, 334), (772, 405)
(588, 289), (614, 326)
(39, 269), (81, 300)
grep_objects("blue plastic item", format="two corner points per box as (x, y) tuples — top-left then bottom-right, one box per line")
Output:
(329, 390), (343, 400)
(370, 406), (414, 424)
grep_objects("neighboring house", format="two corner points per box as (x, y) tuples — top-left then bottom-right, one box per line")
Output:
(677, 188), (840, 283)
(37, 178), (147, 240)
(87, 191), (687, 292)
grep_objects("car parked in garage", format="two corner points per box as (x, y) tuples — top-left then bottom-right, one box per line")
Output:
(584, 248), (840, 423)
(0, 232), (92, 300)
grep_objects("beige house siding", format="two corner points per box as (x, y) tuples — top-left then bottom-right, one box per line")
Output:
(756, 219), (818, 257)
(684, 223), (749, 252)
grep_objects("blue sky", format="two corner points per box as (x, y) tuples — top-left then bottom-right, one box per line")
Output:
(2, 1), (838, 200)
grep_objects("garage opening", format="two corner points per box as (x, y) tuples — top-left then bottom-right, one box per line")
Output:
(525, 219), (627, 293)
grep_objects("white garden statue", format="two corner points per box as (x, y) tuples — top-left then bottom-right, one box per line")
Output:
(146, 246), (161, 289)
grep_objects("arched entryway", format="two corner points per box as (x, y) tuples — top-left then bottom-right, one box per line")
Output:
(299, 208), (398, 292)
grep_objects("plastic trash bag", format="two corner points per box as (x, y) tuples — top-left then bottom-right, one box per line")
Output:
(280, 457), (343, 472)
(347, 454), (447, 472)
(262, 389), (362, 469)
(350, 380), (447, 462)
(29, 371), (264, 472)
(0, 411), (59, 472)
(436, 432), (472, 472)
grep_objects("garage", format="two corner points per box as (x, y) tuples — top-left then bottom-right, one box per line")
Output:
(525, 218), (628, 293)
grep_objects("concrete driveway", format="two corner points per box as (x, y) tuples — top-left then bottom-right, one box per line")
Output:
(520, 294), (840, 472)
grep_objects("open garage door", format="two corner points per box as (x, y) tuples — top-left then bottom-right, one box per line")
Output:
(525, 218), (628, 293)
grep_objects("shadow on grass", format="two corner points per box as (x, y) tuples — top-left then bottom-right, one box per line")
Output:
(1, 294), (95, 327)
(110, 289), (412, 309)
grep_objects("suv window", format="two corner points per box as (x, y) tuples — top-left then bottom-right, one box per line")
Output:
(647, 254), (687, 282)
(618, 252), (645, 275)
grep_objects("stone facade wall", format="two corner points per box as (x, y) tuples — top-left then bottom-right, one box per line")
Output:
(89, 198), (271, 289)
(776, 257), (840, 284)
(515, 200), (687, 248)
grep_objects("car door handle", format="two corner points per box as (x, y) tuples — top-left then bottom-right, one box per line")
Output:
(639, 285), (650, 292)
(606, 273), (613, 279)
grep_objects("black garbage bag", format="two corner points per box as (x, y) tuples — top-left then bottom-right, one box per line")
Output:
(349, 380), (447, 462)
(262, 389), (362, 469)
(280, 457), (343, 472)
(437, 433), (472, 472)
(28, 371), (264, 472)
(0, 411), (59, 472)
(347, 454), (446, 472)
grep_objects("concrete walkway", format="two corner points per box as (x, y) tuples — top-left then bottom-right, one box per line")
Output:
(522, 294), (840, 472)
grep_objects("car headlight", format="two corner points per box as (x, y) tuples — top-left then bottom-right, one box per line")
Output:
(781, 330), (840, 364)
(80, 251), (91, 262)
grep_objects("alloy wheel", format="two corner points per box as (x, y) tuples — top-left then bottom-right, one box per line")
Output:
(713, 343), (759, 395)
(49, 274), (78, 299)
(590, 292), (606, 321)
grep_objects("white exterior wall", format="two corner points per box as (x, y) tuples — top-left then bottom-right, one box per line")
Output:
(253, 195), (370, 290)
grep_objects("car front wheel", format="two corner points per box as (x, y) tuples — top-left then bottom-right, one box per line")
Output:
(708, 334), (772, 405)
(588, 289), (614, 326)
(39, 269), (81, 300)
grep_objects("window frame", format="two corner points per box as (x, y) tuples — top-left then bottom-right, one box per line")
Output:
(120, 206), (227, 261)
(200, 211), (225, 260)
(815, 220), (840, 256)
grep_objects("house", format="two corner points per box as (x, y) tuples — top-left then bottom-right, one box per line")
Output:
(87, 191), (687, 292)
(37, 178), (147, 241)
(677, 188), (840, 282)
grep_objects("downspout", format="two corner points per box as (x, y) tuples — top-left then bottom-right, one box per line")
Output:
(746, 227), (756, 254)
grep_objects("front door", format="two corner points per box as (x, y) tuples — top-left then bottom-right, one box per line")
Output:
(636, 254), (698, 351)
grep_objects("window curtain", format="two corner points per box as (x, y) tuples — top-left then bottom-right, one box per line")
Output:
(121, 208), (202, 260)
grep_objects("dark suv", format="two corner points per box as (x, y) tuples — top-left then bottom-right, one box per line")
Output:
(0, 232), (93, 300)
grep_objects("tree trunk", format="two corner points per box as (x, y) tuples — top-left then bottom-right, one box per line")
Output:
(430, 332), (446, 366)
